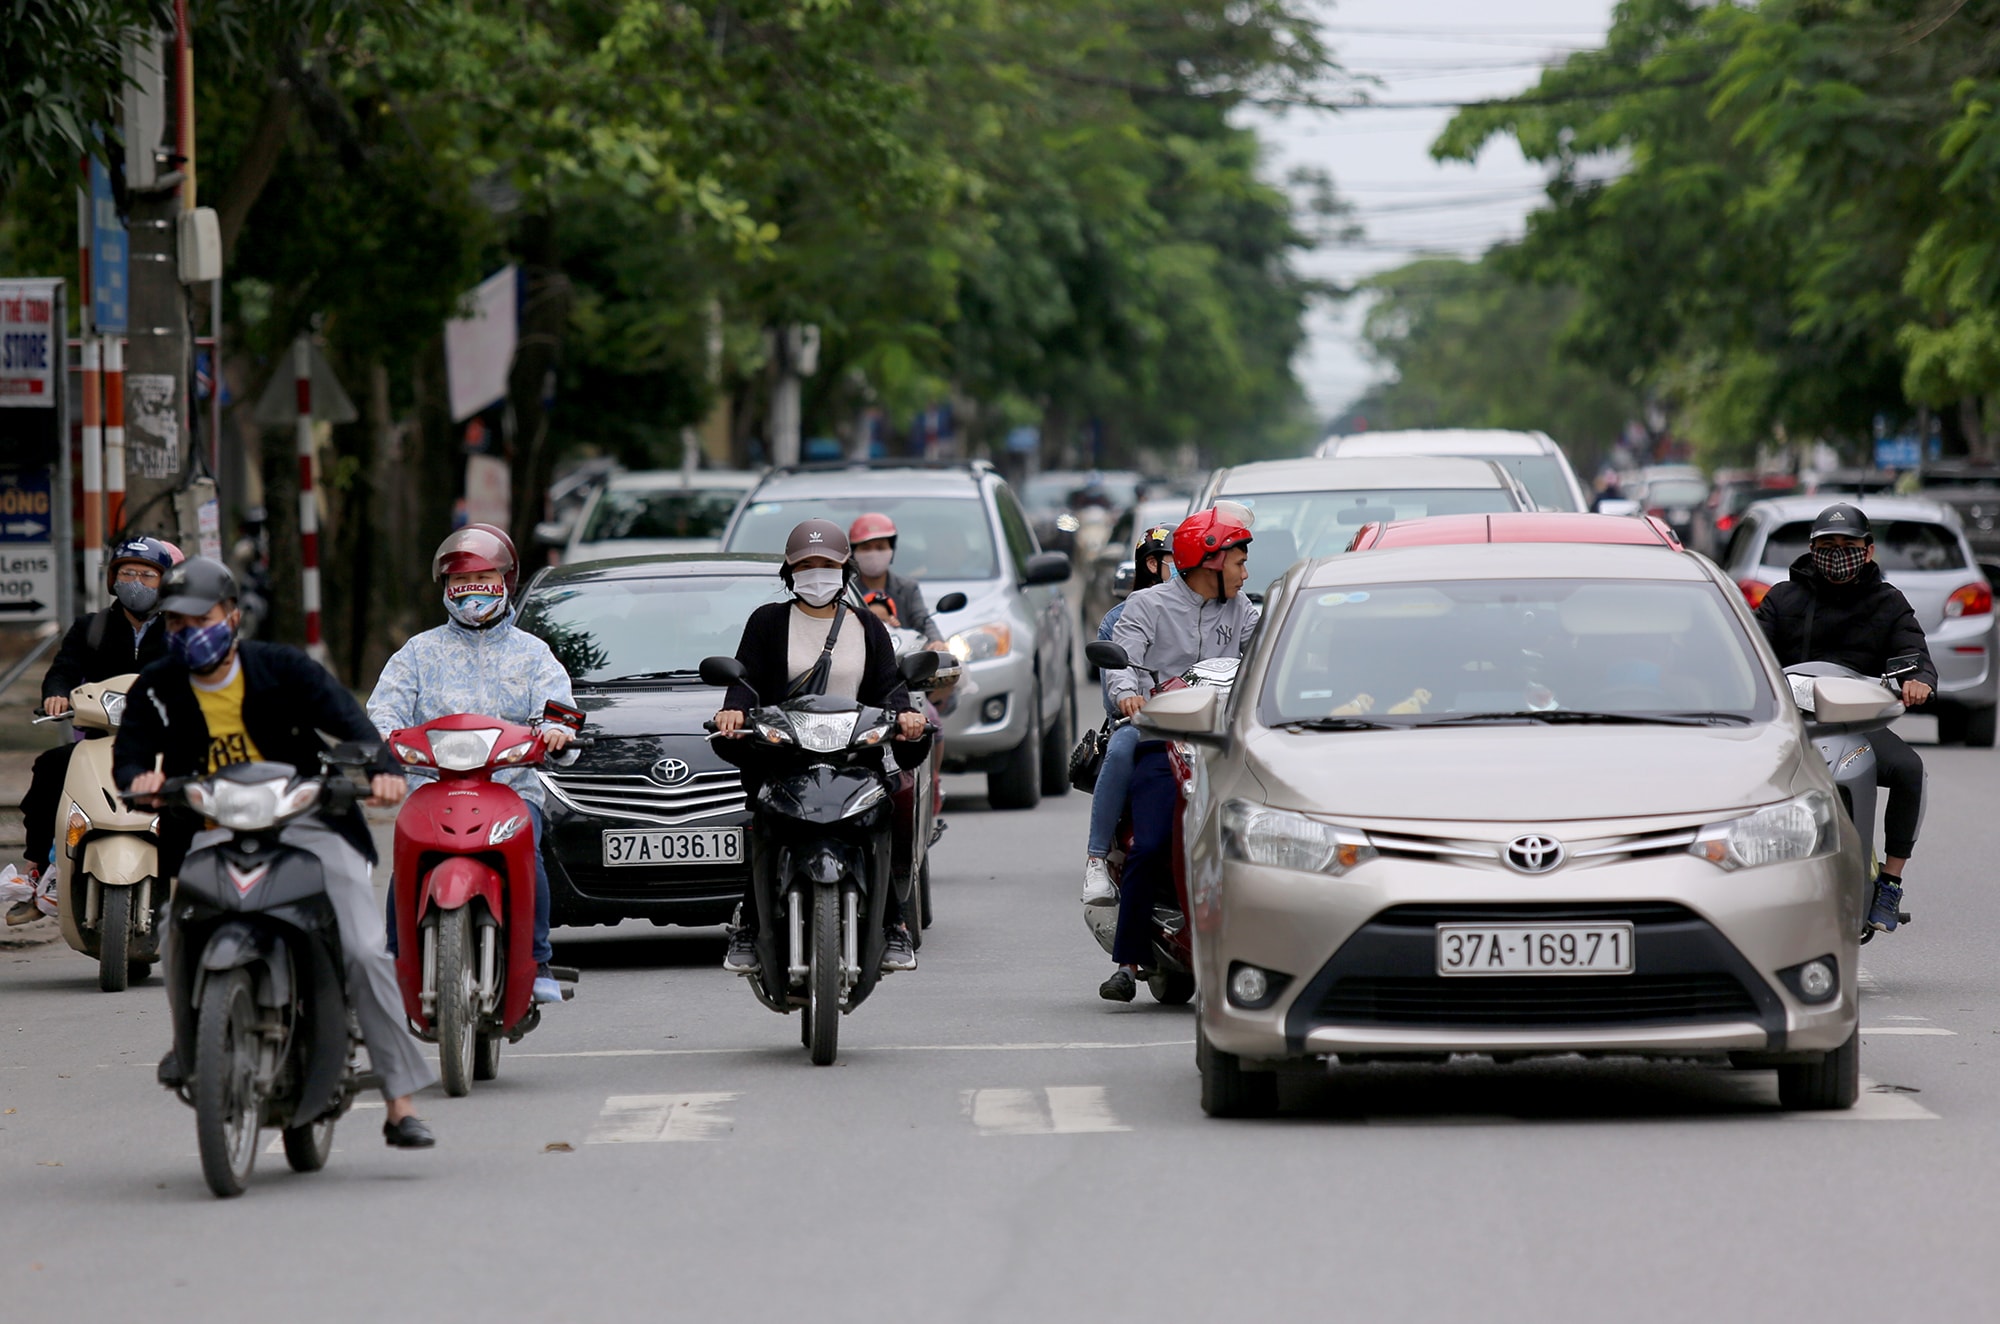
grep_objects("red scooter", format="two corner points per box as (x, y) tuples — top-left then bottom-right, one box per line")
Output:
(1079, 646), (1238, 1004)
(387, 712), (578, 1095)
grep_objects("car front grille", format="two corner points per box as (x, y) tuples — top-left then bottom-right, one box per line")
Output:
(1311, 973), (1760, 1028)
(540, 768), (744, 826)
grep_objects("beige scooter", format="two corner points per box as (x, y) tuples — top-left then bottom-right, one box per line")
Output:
(39, 674), (162, 991)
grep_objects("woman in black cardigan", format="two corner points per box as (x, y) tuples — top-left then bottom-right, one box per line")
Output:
(713, 518), (927, 973)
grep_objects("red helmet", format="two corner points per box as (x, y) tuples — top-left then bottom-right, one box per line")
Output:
(432, 524), (519, 598)
(1172, 505), (1254, 573)
(848, 512), (898, 547)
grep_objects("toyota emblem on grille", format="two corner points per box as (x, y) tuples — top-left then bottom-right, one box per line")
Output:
(1505, 834), (1565, 874)
(650, 758), (692, 786)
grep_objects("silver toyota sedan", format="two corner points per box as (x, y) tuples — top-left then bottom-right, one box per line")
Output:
(1142, 542), (1871, 1117)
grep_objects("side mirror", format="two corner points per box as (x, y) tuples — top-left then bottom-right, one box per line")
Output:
(898, 650), (941, 683)
(1111, 563), (1135, 599)
(533, 519), (572, 548)
(1022, 551), (1071, 586)
(1811, 676), (1904, 724)
(934, 591), (968, 614)
(1084, 640), (1131, 672)
(699, 655), (747, 687)
(1135, 686), (1220, 736)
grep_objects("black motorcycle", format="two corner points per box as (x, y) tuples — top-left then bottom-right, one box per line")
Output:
(699, 652), (937, 1065)
(152, 748), (378, 1198)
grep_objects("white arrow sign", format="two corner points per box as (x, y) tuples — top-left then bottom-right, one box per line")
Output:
(3, 520), (48, 537)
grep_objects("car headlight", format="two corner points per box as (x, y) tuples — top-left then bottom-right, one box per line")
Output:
(790, 711), (858, 753)
(1220, 800), (1376, 876)
(430, 728), (502, 772)
(1689, 790), (1837, 870)
(100, 690), (127, 727)
(948, 622), (1012, 663)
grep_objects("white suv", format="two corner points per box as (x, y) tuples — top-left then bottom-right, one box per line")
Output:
(1316, 429), (1589, 512)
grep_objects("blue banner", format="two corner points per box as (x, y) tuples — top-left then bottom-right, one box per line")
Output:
(89, 157), (128, 334)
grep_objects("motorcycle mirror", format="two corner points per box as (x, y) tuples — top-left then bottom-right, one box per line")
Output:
(1084, 640), (1130, 671)
(699, 655), (747, 687)
(322, 739), (383, 768)
(934, 591), (968, 614)
(899, 650), (941, 682)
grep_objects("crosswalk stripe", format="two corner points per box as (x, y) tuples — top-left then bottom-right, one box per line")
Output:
(587, 1092), (738, 1143)
(1862, 1026), (1956, 1036)
(962, 1086), (1130, 1135)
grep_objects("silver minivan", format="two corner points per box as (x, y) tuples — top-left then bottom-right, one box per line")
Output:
(1142, 542), (1871, 1117)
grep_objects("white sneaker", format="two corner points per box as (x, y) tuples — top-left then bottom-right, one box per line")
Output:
(1081, 857), (1117, 906)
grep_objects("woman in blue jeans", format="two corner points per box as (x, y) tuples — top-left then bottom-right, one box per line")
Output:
(1081, 525), (1174, 905)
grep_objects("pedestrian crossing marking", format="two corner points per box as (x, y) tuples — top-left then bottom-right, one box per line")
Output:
(587, 1092), (739, 1143)
(961, 1086), (1130, 1135)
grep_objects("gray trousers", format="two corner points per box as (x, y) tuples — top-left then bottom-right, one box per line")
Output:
(182, 818), (437, 1101)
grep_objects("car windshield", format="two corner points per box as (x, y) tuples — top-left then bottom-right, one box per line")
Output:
(726, 495), (999, 579)
(1260, 578), (1770, 726)
(518, 574), (787, 682)
(1764, 519), (1967, 572)
(1645, 479), (1709, 508)
(581, 486), (747, 543)
(1227, 486), (1520, 589)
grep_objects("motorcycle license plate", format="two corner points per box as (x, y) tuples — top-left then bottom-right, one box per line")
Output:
(601, 828), (744, 868)
(1435, 923), (1634, 976)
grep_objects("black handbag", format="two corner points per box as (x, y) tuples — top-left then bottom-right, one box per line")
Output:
(1068, 720), (1110, 793)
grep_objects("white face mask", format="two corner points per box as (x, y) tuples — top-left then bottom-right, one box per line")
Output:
(854, 549), (893, 578)
(792, 567), (844, 608)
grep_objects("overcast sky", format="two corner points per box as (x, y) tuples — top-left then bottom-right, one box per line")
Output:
(1249, 0), (1619, 420)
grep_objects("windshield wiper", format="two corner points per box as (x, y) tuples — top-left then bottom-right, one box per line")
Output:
(597, 669), (706, 683)
(1281, 716), (1402, 732)
(1416, 709), (1722, 728)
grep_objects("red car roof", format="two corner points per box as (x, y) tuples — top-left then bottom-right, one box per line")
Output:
(1348, 512), (1684, 551)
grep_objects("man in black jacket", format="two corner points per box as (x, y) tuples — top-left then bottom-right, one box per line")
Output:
(1754, 503), (1935, 932)
(9, 537), (175, 924)
(116, 557), (439, 1147)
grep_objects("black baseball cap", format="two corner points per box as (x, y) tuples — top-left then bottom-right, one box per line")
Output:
(1809, 503), (1871, 542)
(158, 557), (240, 615)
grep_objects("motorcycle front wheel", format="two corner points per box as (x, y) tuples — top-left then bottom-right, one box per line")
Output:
(807, 887), (840, 1066)
(281, 1116), (336, 1173)
(435, 909), (477, 1097)
(195, 968), (263, 1197)
(97, 883), (131, 993)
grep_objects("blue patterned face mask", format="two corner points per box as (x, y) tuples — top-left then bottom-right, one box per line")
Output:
(444, 581), (509, 628)
(169, 617), (235, 673)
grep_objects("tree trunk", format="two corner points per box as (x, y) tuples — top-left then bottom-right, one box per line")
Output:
(506, 213), (574, 547)
(260, 416), (302, 646)
(216, 78), (296, 263)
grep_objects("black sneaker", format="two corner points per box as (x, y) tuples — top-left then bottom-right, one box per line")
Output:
(383, 1115), (436, 1149)
(1099, 968), (1136, 1002)
(881, 925), (918, 972)
(723, 929), (760, 974)
(157, 1049), (184, 1088)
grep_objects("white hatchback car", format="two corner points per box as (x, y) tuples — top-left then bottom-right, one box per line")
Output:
(1145, 542), (1873, 1118)
(563, 470), (759, 564)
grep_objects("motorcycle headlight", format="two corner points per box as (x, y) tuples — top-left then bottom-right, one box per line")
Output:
(429, 728), (502, 772)
(100, 690), (127, 728)
(790, 712), (859, 753)
(948, 622), (1011, 663)
(1689, 790), (1837, 871)
(208, 780), (287, 832)
(1220, 800), (1375, 876)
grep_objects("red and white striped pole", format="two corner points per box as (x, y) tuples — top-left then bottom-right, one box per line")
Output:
(103, 334), (125, 538)
(295, 337), (327, 664)
(80, 339), (105, 610)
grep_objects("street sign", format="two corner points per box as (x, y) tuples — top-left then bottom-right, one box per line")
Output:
(0, 544), (57, 621)
(252, 339), (357, 426)
(0, 470), (53, 542)
(89, 158), (128, 334)
(0, 280), (59, 407)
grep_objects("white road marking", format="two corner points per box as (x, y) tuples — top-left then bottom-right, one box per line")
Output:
(962, 1086), (1130, 1135)
(586, 1092), (738, 1143)
(1862, 1026), (1956, 1036)
(1857, 966), (1881, 992)
(1787, 1077), (1939, 1122)
(513, 1039), (1193, 1060)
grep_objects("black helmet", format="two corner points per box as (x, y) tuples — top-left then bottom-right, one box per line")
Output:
(158, 557), (240, 616)
(1809, 502), (1871, 542)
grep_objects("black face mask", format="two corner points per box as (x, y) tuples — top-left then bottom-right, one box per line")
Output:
(1812, 543), (1869, 583)
(113, 580), (159, 616)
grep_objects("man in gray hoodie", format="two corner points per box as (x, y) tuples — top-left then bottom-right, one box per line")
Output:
(1098, 506), (1259, 1002)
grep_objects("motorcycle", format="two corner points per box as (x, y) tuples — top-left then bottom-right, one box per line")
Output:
(1078, 642), (1239, 1004)
(386, 711), (582, 1096)
(35, 674), (161, 991)
(698, 649), (939, 1065)
(150, 747), (379, 1198)
(1785, 655), (1919, 938)
(885, 614), (962, 940)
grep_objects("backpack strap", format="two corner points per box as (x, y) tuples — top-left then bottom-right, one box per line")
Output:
(84, 605), (116, 653)
(785, 604), (850, 699)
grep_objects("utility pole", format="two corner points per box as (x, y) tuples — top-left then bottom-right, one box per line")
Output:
(118, 26), (188, 545)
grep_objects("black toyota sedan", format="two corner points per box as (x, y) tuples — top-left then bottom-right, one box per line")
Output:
(515, 553), (789, 929)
